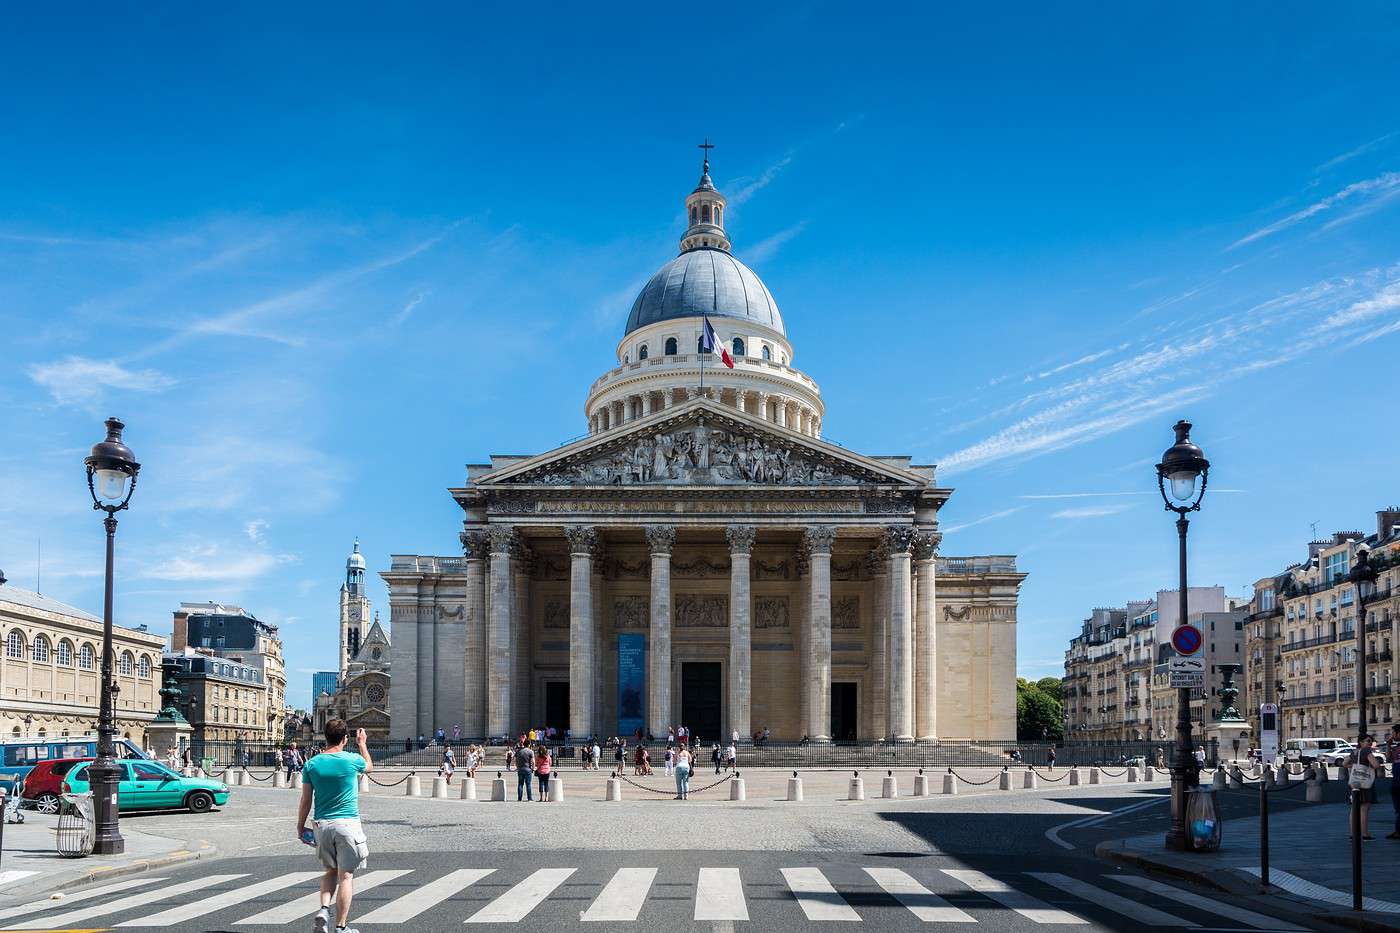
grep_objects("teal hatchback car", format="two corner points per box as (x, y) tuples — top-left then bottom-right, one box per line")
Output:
(63, 759), (230, 813)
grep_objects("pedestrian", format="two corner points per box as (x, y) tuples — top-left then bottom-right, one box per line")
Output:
(1385, 723), (1400, 840)
(465, 745), (479, 779)
(536, 745), (552, 802)
(1346, 734), (1385, 841)
(712, 743), (722, 774)
(513, 740), (536, 801)
(592, 739), (601, 773)
(664, 745), (675, 776)
(439, 746), (456, 785)
(725, 741), (737, 772)
(1046, 746), (1057, 770)
(641, 746), (653, 776)
(667, 727), (676, 745)
(297, 719), (373, 933)
(1156, 747), (1166, 769)
(675, 744), (692, 799)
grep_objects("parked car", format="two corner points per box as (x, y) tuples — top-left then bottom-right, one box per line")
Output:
(1283, 737), (1352, 764)
(0, 736), (148, 795)
(62, 759), (229, 813)
(1320, 744), (1357, 767)
(20, 757), (92, 814)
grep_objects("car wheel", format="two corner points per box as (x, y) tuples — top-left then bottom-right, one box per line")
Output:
(34, 793), (59, 815)
(186, 791), (214, 814)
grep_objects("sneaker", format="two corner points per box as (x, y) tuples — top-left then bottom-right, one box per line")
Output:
(335, 927), (360, 933)
(312, 907), (330, 933)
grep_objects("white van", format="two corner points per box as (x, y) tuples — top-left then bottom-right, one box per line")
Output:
(1283, 737), (1353, 763)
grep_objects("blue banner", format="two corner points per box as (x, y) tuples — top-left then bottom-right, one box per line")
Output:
(617, 633), (646, 738)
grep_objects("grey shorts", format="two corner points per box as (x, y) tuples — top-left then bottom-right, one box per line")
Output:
(315, 818), (368, 872)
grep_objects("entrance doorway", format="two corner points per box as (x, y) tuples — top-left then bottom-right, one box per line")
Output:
(830, 682), (858, 742)
(544, 681), (569, 736)
(680, 662), (722, 743)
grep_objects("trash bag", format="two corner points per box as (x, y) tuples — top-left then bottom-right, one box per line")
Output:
(1186, 786), (1221, 852)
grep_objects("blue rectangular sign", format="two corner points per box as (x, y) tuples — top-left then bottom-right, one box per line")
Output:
(617, 633), (646, 738)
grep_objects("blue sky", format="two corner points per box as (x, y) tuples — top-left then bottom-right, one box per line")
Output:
(3, 6), (1399, 708)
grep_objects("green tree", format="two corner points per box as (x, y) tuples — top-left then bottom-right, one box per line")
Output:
(1017, 677), (1064, 741)
(1035, 676), (1064, 702)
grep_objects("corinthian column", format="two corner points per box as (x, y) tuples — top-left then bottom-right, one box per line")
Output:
(486, 525), (516, 737)
(865, 542), (889, 741)
(726, 525), (756, 742)
(645, 524), (676, 737)
(564, 525), (598, 741)
(804, 525), (837, 743)
(511, 541), (532, 734)
(885, 526), (916, 744)
(461, 530), (490, 738)
(913, 530), (940, 742)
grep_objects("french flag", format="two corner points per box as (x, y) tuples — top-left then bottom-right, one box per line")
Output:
(702, 316), (735, 368)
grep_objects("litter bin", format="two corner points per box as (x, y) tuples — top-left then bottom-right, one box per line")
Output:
(57, 793), (96, 858)
(1186, 786), (1221, 852)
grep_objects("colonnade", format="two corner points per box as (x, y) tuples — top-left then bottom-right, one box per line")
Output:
(449, 524), (939, 744)
(588, 386), (822, 438)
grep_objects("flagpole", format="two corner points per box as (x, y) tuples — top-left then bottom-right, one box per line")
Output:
(700, 320), (706, 394)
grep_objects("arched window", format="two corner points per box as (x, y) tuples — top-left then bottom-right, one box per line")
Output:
(698, 335), (708, 354)
(716, 206), (723, 225)
(57, 640), (74, 667)
(138, 655), (152, 679)
(5, 631), (24, 659)
(732, 337), (745, 357)
(638, 344), (648, 360)
(9, 727), (18, 738)
(689, 206), (697, 225)
(761, 345), (772, 361)
(664, 337), (678, 355)
(623, 353), (629, 364)
(119, 651), (134, 677)
(79, 644), (96, 670)
(36, 728), (46, 738)
(32, 635), (50, 663)
(702, 204), (712, 223)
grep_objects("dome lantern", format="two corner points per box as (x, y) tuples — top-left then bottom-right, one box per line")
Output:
(681, 139), (730, 254)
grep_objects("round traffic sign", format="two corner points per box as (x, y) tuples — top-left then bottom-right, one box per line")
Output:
(1172, 625), (1202, 655)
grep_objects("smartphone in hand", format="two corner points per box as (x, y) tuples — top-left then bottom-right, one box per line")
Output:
(301, 828), (316, 846)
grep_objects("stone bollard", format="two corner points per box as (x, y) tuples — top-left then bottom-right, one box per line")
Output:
(241, 767), (252, 786)
(848, 773), (865, 801)
(490, 774), (507, 801)
(406, 774), (422, 797)
(1263, 766), (1276, 787)
(606, 777), (623, 801)
(1069, 768), (1081, 786)
(1274, 765), (1289, 785)
(1289, 761), (1303, 776)
(432, 776), (448, 798)
(358, 773), (370, 793)
(195, 767), (206, 779)
(914, 771), (930, 797)
(943, 772), (957, 795)
(1250, 762), (1261, 778)
(1089, 767), (1101, 785)
(787, 774), (804, 802)
(1229, 766), (1244, 790)
(1127, 766), (1138, 783)
(226, 769), (241, 787)
(1141, 766), (1154, 783)
(881, 772), (899, 799)
(274, 770), (287, 788)
(730, 775), (746, 801)
(1023, 770), (1038, 789)
(292, 772), (303, 789)
(549, 778), (565, 802)
(998, 769), (1013, 791)
(461, 777), (477, 800)
(1315, 763), (1329, 783)
(1211, 768), (1226, 790)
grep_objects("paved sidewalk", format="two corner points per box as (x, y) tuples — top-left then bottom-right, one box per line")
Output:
(0, 813), (214, 901)
(1099, 777), (1400, 931)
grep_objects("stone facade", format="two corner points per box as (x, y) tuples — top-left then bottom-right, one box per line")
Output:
(381, 157), (1025, 744)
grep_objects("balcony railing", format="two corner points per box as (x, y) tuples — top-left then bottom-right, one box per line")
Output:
(1281, 633), (1338, 653)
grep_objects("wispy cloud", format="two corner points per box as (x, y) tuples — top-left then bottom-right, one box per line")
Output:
(244, 520), (269, 543)
(729, 155), (793, 206)
(1230, 172), (1400, 249)
(745, 222), (807, 263)
(1024, 348), (1119, 383)
(1051, 504), (1132, 519)
(143, 543), (299, 582)
(28, 356), (175, 408)
(1314, 133), (1397, 174)
(941, 506), (1025, 534)
(391, 290), (428, 326)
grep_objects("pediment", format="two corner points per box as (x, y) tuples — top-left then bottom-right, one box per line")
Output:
(472, 399), (928, 489)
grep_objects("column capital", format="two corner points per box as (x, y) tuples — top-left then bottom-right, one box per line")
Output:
(461, 530), (491, 560)
(487, 525), (517, 555)
(864, 540), (890, 576)
(725, 524), (757, 554)
(644, 524), (677, 555)
(802, 524), (837, 555)
(563, 525), (599, 557)
(911, 530), (941, 562)
(882, 525), (916, 555)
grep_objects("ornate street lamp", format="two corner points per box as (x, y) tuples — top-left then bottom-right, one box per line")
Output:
(1346, 543), (1377, 910)
(84, 417), (140, 855)
(1155, 419), (1209, 852)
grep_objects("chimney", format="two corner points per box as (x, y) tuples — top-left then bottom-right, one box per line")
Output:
(171, 609), (189, 652)
(1379, 507), (1400, 541)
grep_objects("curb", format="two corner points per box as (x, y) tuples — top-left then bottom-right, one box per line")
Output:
(1092, 840), (1247, 895)
(62, 839), (216, 891)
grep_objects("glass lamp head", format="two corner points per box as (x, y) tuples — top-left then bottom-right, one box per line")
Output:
(1156, 420), (1209, 509)
(85, 417), (140, 508)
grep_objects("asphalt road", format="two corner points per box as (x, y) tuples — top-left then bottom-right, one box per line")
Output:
(2, 781), (1318, 932)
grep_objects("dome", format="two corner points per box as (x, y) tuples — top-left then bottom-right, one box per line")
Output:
(347, 539), (365, 571)
(624, 248), (784, 337)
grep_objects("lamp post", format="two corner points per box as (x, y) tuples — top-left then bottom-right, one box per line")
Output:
(1347, 544), (1377, 911)
(1155, 419), (1209, 851)
(84, 417), (141, 855)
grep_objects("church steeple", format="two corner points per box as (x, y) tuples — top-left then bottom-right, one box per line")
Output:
(345, 537), (366, 595)
(681, 139), (730, 254)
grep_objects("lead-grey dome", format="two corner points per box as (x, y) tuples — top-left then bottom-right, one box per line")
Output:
(624, 248), (784, 336)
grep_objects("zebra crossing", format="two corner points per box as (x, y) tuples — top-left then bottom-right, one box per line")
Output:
(0, 864), (1306, 929)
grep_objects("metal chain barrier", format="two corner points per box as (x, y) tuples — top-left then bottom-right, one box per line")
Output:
(614, 773), (680, 795)
(1029, 767), (1071, 782)
(368, 771), (415, 788)
(244, 769), (279, 783)
(947, 768), (1001, 786)
(1099, 767), (1128, 777)
(688, 773), (734, 794)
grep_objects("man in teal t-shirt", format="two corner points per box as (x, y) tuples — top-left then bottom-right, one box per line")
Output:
(297, 719), (373, 933)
